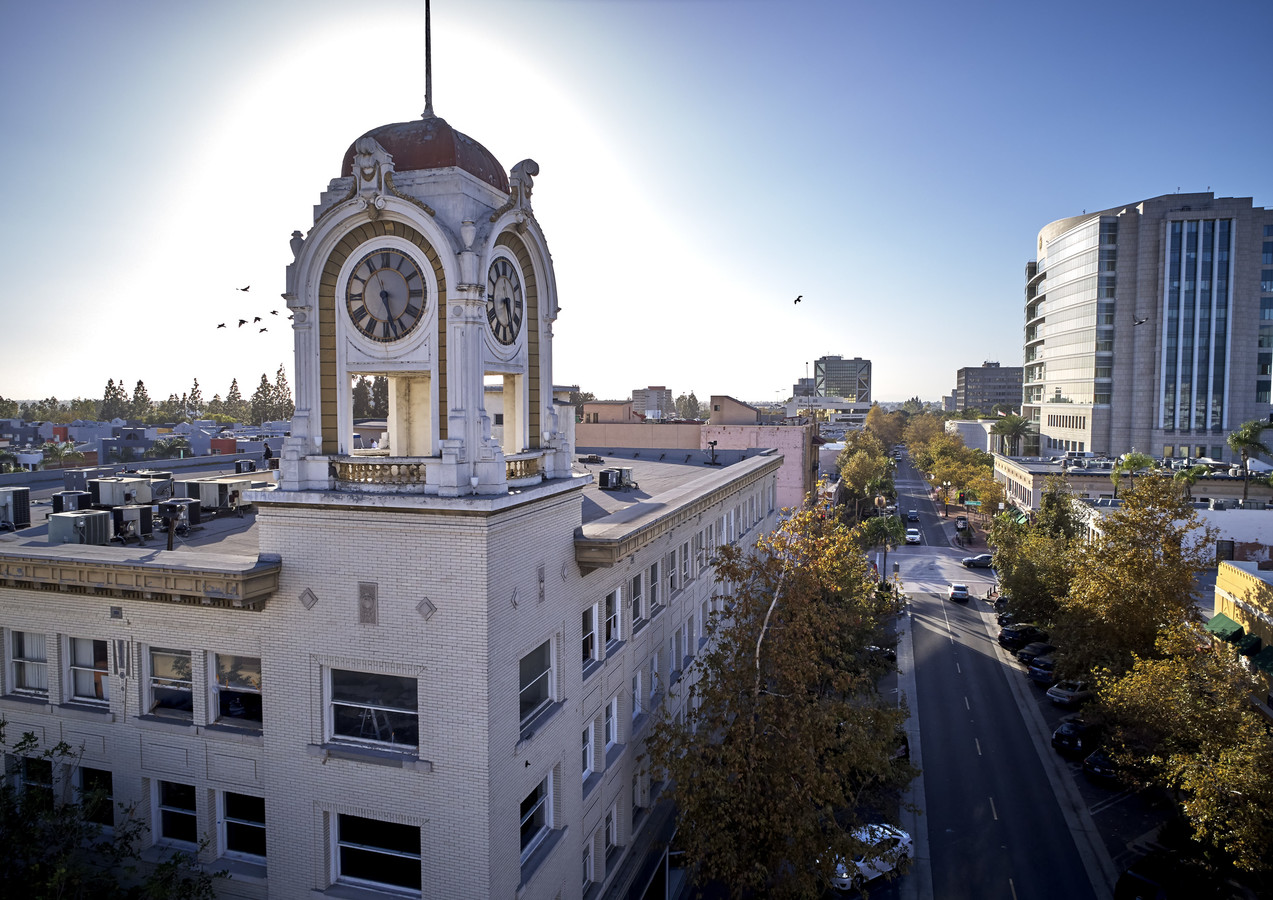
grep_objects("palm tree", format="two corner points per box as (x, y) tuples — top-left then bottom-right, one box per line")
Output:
(1227, 420), (1273, 502)
(0, 449), (19, 473)
(990, 414), (1031, 456)
(146, 436), (192, 460)
(859, 514), (906, 585)
(1172, 464), (1210, 501)
(40, 441), (84, 469)
(1110, 451), (1154, 498)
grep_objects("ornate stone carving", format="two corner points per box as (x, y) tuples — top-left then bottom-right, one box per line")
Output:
(488, 158), (539, 223)
(358, 582), (378, 624)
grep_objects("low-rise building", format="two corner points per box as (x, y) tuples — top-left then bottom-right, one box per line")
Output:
(1212, 561), (1273, 715)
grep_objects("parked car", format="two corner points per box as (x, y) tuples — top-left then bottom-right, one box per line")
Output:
(1083, 748), (1121, 784)
(998, 624), (1047, 650)
(1114, 850), (1228, 900)
(1027, 655), (1056, 685)
(905, 528), (921, 544)
(961, 553), (994, 568)
(866, 644), (897, 663)
(954, 515), (969, 531)
(1052, 717), (1101, 756)
(906, 509), (919, 522)
(948, 583), (970, 602)
(828, 824), (914, 891)
(996, 609), (1017, 627)
(1016, 641), (1056, 665)
(1047, 680), (1094, 707)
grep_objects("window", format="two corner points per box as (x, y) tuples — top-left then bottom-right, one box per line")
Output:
(604, 803), (618, 856)
(68, 637), (109, 704)
(330, 669), (418, 748)
(582, 606), (598, 669)
(681, 541), (691, 583)
(581, 724), (595, 782)
(632, 773), (643, 826)
(666, 551), (679, 594)
(157, 780), (198, 846)
(149, 648), (193, 717)
(647, 562), (659, 612)
(583, 839), (594, 888)
(604, 697), (618, 749)
(11, 630), (48, 696)
(13, 755), (53, 810)
(629, 575), (643, 629)
(519, 640), (553, 725)
(649, 651), (660, 699)
(78, 767), (113, 827)
(221, 792), (266, 860)
(604, 591), (620, 646)
(631, 673), (642, 720)
(520, 777), (552, 860)
(214, 654), (261, 723)
(337, 814), (421, 892)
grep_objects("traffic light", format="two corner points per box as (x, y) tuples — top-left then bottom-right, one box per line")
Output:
(958, 491), (966, 503)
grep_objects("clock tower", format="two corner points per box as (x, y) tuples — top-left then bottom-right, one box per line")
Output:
(279, 112), (568, 497)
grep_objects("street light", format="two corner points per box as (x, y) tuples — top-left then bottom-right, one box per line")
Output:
(942, 481), (951, 517)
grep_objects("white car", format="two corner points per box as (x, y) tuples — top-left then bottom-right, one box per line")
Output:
(905, 528), (921, 544)
(830, 823), (914, 890)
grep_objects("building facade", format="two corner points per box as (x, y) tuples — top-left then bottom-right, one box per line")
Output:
(955, 362), (1022, 413)
(814, 355), (871, 402)
(0, 96), (784, 900)
(1023, 193), (1273, 460)
(630, 387), (673, 420)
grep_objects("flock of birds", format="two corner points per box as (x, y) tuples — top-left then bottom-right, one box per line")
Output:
(215, 286), (293, 332)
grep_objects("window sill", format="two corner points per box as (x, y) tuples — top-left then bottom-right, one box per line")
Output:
(518, 826), (565, 893)
(321, 882), (421, 900)
(518, 700), (564, 745)
(583, 770), (602, 800)
(218, 856), (267, 883)
(604, 741), (625, 768)
(582, 658), (603, 682)
(631, 619), (648, 636)
(56, 701), (113, 722)
(306, 743), (432, 773)
(204, 722), (264, 745)
(1, 693), (51, 710)
(135, 713), (195, 731)
(604, 638), (626, 658)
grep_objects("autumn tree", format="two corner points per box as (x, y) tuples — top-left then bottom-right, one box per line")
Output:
(863, 405), (905, 449)
(1053, 477), (1215, 680)
(645, 508), (915, 898)
(100, 379), (129, 421)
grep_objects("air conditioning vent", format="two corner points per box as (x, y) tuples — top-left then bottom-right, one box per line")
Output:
(111, 505), (153, 542)
(52, 490), (93, 513)
(48, 510), (112, 546)
(0, 486), (32, 530)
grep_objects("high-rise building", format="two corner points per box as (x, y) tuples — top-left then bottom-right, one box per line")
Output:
(955, 362), (1023, 413)
(813, 355), (871, 402)
(631, 385), (674, 419)
(1023, 193), (1273, 459)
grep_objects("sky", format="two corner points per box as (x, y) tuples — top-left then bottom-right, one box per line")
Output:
(3, 0), (1271, 408)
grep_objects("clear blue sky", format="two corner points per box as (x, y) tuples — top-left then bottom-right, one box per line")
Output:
(3, 0), (1270, 407)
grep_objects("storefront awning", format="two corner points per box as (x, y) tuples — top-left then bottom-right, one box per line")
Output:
(1236, 632), (1263, 656)
(1251, 646), (1273, 676)
(1204, 613), (1245, 642)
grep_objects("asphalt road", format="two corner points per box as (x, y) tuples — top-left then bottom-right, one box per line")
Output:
(891, 454), (1106, 900)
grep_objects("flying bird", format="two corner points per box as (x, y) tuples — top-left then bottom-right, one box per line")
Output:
(237, 285), (251, 292)
(287, 314), (294, 320)
(238, 319), (247, 327)
(1132, 316), (1148, 326)
(259, 327), (268, 333)
(794, 295), (802, 304)
(269, 310), (279, 316)
(253, 316), (262, 323)
(216, 323), (226, 329)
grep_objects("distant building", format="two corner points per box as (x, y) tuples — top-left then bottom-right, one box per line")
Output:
(792, 377), (816, 398)
(631, 385), (674, 420)
(814, 355), (871, 402)
(955, 362), (1022, 413)
(580, 399), (642, 424)
(1024, 193), (1273, 460)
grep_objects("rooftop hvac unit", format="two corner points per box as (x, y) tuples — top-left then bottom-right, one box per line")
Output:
(1240, 499), (1267, 510)
(235, 459), (257, 474)
(598, 468), (621, 490)
(48, 510), (112, 546)
(132, 470), (175, 500)
(111, 505), (153, 542)
(52, 490), (92, 513)
(0, 486), (32, 530)
(1209, 498), (1228, 511)
(187, 479), (252, 513)
(157, 497), (201, 532)
(94, 477), (153, 507)
(63, 466), (114, 492)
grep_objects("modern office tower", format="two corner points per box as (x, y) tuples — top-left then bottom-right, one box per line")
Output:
(955, 362), (1023, 413)
(1023, 193), (1273, 460)
(814, 355), (871, 402)
(631, 386), (674, 419)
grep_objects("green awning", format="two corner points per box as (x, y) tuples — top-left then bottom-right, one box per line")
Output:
(1251, 646), (1273, 676)
(1204, 613), (1245, 642)
(1236, 632), (1263, 656)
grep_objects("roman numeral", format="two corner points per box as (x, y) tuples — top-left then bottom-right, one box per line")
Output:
(404, 303), (421, 320)
(350, 304), (369, 322)
(381, 252), (391, 269)
(409, 289), (423, 299)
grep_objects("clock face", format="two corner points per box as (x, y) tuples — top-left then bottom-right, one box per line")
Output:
(345, 248), (427, 342)
(486, 258), (524, 346)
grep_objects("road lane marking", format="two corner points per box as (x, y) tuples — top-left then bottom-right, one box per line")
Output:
(956, 662), (961, 674)
(989, 795), (998, 820)
(975, 738), (982, 756)
(1009, 877), (1018, 900)
(964, 696), (970, 710)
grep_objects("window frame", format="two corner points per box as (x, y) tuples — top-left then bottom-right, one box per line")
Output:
(604, 803), (619, 857)
(604, 697), (618, 750)
(10, 629), (49, 697)
(519, 775), (552, 862)
(219, 790), (267, 862)
(581, 722), (595, 782)
(335, 813), (422, 893)
(519, 639), (554, 726)
(581, 605), (599, 669)
(77, 766), (114, 828)
(66, 636), (110, 705)
(155, 779), (199, 848)
(604, 590), (620, 647)
(629, 574), (644, 629)
(148, 647), (194, 719)
(327, 668), (419, 750)
(213, 653), (262, 725)
(631, 672), (642, 720)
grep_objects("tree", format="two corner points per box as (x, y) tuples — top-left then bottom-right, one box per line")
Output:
(0, 396), (19, 418)
(1227, 420), (1272, 502)
(990, 413), (1031, 456)
(1, 720), (221, 898)
(130, 381), (152, 420)
(272, 364), (294, 421)
(250, 374), (273, 425)
(100, 379), (129, 421)
(40, 441), (85, 469)
(864, 405), (905, 449)
(900, 396), (925, 415)
(858, 514), (906, 584)
(1054, 477), (1216, 680)
(645, 508), (915, 898)
(674, 391), (702, 420)
(1096, 636), (1273, 873)
(371, 375), (388, 417)
(146, 436), (191, 460)
(1173, 464), (1211, 501)
(223, 379), (248, 423)
(187, 379), (204, 418)
(568, 389), (595, 421)
(0, 449), (21, 473)
(352, 377), (374, 418)
(1110, 451), (1155, 498)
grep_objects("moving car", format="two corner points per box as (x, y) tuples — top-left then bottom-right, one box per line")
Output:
(954, 515), (969, 531)
(997, 624), (1047, 650)
(828, 824), (914, 891)
(906, 509), (919, 522)
(1052, 717), (1100, 756)
(905, 528), (921, 544)
(948, 583), (970, 602)
(1047, 680), (1094, 707)
(961, 553), (994, 568)
(1016, 641), (1056, 665)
